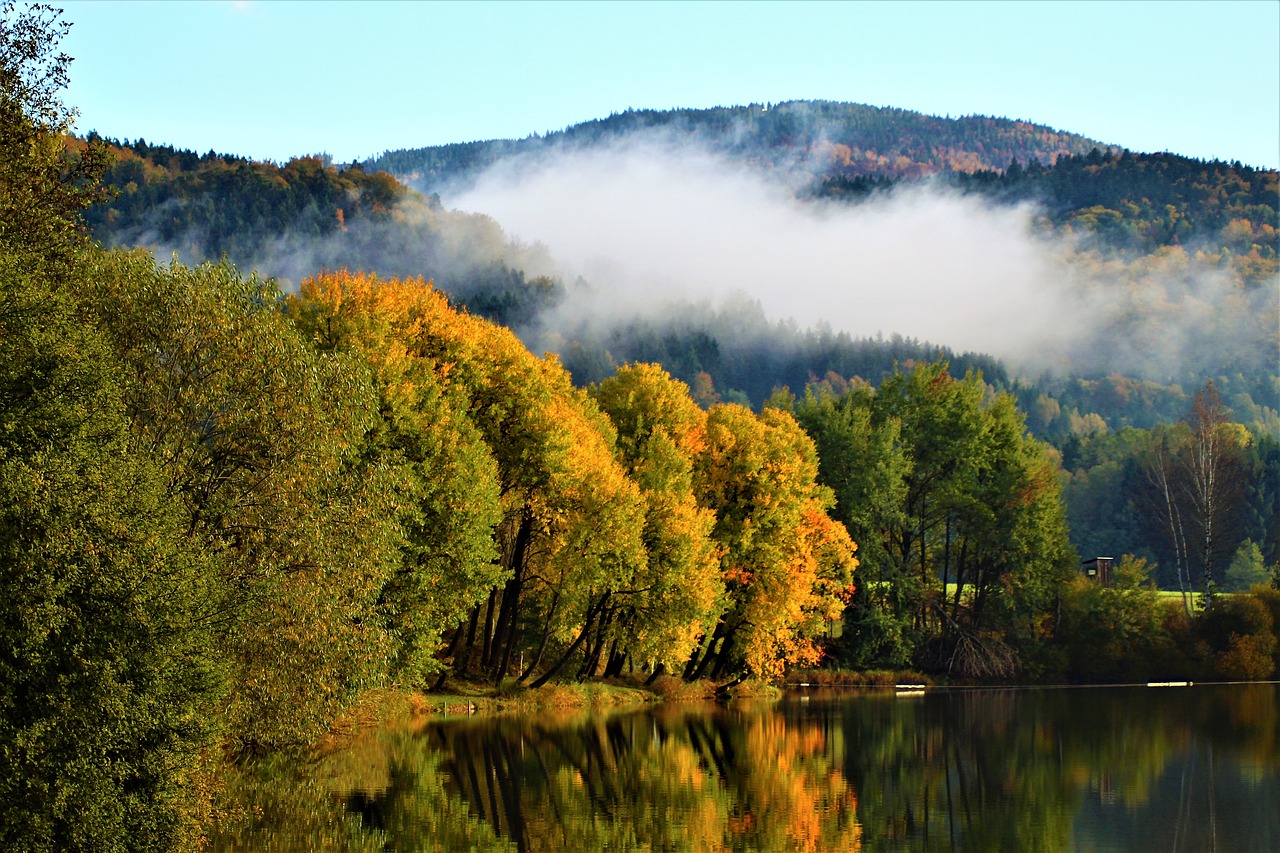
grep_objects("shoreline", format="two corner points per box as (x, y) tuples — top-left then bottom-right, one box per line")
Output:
(316, 668), (936, 754)
(308, 671), (1274, 758)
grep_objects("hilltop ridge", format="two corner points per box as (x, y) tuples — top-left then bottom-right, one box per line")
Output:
(364, 100), (1119, 191)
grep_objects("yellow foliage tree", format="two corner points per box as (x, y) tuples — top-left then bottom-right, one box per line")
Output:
(692, 403), (858, 683)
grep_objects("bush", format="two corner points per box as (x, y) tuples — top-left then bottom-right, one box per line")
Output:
(1197, 593), (1278, 681)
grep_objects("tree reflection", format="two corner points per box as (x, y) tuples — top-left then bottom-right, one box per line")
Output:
(211, 685), (1279, 852)
(413, 704), (861, 852)
(825, 684), (1280, 852)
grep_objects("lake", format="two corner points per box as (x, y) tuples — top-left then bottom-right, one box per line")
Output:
(212, 682), (1280, 852)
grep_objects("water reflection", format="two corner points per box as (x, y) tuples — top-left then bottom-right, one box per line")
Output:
(212, 684), (1280, 852)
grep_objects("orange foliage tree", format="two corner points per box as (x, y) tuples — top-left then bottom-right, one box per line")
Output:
(690, 402), (858, 684)
(290, 270), (647, 686)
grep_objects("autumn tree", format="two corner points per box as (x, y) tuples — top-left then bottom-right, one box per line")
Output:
(292, 271), (647, 688)
(1135, 383), (1251, 609)
(689, 402), (857, 684)
(590, 363), (723, 677)
(286, 269), (504, 687)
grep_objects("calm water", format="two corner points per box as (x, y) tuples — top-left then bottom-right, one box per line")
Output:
(213, 683), (1280, 852)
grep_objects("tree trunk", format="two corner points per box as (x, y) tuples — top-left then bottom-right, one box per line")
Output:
(457, 604), (480, 675)
(518, 591), (558, 683)
(530, 592), (609, 688)
(579, 606), (616, 680)
(709, 631), (737, 681)
(686, 622), (725, 681)
(603, 642), (627, 678)
(490, 509), (534, 675)
(644, 662), (667, 687)
(481, 587), (497, 669)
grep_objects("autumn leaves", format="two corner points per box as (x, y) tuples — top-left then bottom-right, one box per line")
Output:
(287, 270), (858, 693)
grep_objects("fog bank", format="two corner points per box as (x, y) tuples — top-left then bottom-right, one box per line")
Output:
(452, 137), (1275, 381)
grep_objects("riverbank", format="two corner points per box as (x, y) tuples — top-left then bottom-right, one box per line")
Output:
(317, 669), (935, 754)
(317, 680), (657, 753)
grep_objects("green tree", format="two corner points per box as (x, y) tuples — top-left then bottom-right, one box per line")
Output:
(1056, 555), (1173, 682)
(82, 252), (402, 752)
(796, 361), (1075, 677)
(0, 1), (107, 269)
(794, 381), (913, 668)
(0, 251), (222, 851)
(1225, 539), (1270, 592)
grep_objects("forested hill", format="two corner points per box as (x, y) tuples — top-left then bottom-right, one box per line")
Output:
(83, 137), (564, 328)
(81, 126), (1280, 592)
(88, 135), (1279, 290)
(85, 131), (1279, 414)
(931, 150), (1274, 278)
(364, 100), (1116, 190)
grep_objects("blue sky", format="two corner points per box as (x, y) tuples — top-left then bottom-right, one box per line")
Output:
(59, 0), (1279, 168)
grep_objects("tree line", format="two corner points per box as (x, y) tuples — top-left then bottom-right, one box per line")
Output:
(3, 5), (1279, 850)
(790, 370), (1280, 684)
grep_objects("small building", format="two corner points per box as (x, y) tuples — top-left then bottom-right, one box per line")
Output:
(1081, 556), (1114, 587)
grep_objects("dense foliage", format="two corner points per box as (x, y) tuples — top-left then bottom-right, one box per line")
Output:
(793, 363), (1078, 677)
(4, 4), (1279, 849)
(949, 149), (1278, 273)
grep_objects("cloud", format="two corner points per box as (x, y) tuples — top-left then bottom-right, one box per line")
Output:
(112, 130), (1275, 387)
(449, 135), (1277, 383)
(451, 137), (1087, 371)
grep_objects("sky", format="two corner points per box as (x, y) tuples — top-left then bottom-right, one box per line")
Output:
(58, 0), (1280, 169)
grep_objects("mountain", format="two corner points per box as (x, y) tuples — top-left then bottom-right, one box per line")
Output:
(84, 104), (1277, 428)
(364, 100), (1117, 193)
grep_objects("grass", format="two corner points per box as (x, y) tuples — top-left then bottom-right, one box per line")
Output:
(316, 680), (661, 753)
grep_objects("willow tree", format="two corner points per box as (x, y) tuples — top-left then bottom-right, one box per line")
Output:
(590, 363), (723, 678)
(2, 7), (219, 846)
(287, 269), (504, 687)
(0, 251), (221, 851)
